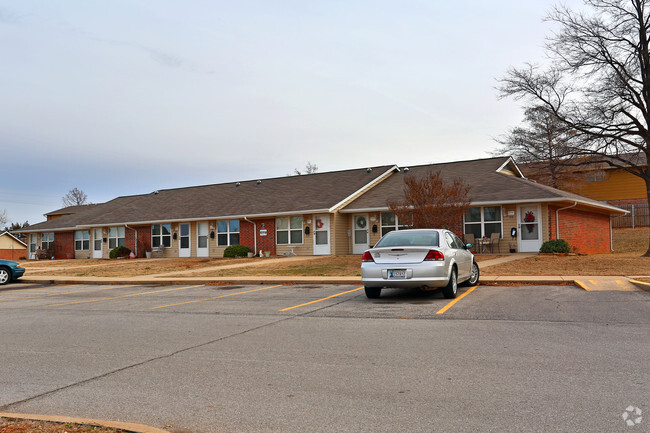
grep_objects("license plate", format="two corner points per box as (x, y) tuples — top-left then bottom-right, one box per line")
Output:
(388, 269), (406, 279)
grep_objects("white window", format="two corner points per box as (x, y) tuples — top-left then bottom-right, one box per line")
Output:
(217, 220), (240, 246)
(108, 227), (125, 249)
(41, 232), (54, 250)
(276, 216), (303, 244)
(152, 224), (172, 248)
(75, 230), (90, 250)
(464, 206), (502, 239)
(380, 212), (410, 236)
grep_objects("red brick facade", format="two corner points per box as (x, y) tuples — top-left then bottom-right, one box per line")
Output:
(240, 218), (276, 255)
(125, 225), (152, 258)
(549, 207), (611, 254)
(53, 231), (75, 259)
(0, 249), (26, 260)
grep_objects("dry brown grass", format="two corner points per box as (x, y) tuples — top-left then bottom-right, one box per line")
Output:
(0, 417), (125, 432)
(17, 228), (649, 278)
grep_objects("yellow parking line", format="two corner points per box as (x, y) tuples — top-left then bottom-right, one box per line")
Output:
(151, 285), (281, 310)
(0, 285), (139, 303)
(280, 287), (364, 312)
(436, 285), (478, 315)
(589, 280), (598, 285)
(575, 280), (590, 291)
(615, 280), (631, 291)
(46, 285), (204, 307)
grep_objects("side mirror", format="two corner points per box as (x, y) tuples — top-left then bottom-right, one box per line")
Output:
(465, 243), (473, 250)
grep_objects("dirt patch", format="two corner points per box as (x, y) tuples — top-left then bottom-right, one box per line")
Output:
(0, 417), (127, 432)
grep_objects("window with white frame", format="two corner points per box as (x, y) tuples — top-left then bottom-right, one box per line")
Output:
(75, 230), (90, 250)
(380, 212), (410, 236)
(41, 232), (54, 250)
(217, 220), (240, 246)
(108, 227), (125, 249)
(276, 216), (303, 244)
(464, 206), (502, 239)
(151, 223), (172, 248)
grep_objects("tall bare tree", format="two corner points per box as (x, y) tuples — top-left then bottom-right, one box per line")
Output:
(493, 105), (579, 189)
(294, 162), (318, 175)
(62, 188), (88, 207)
(0, 209), (7, 227)
(498, 0), (650, 256)
(388, 171), (472, 231)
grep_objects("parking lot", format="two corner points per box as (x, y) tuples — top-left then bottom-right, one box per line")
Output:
(0, 282), (648, 432)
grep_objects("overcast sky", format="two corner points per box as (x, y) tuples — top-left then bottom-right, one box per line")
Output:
(0, 0), (581, 226)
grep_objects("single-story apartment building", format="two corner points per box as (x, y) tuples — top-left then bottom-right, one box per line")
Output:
(19, 157), (626, 259)
(0, 231), (27, 261)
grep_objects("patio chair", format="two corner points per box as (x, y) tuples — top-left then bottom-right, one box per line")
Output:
(489, 232), (501, 253)
(464, 233), (475, 251)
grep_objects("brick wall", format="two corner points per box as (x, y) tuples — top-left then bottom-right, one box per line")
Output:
(53, 231), (75, 259)
(241, 218), (276, 255)
(0, 249), (26, 260)
(549, 207), (611, 254)
(125, 225), (152, 258)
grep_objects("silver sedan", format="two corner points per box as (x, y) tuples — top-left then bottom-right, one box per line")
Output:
(361, 229), (479, 299)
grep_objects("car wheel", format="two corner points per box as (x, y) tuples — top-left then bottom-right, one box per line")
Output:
(462, 261), (480, 286)
(442, 268), (457, 299)
(364, 287), (381, 299)
(0, 267), (11, 285)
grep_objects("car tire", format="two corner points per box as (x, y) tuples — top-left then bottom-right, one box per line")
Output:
(462, 261), (480, 286)
(442, 268), (457, 299)
(0, 267), (11, 286)
(364, 287), (381, 299)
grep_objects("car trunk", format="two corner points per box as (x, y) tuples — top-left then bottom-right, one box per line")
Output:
(370, 247), (434, 264)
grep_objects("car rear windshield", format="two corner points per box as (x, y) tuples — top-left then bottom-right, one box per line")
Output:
(375, 231), (439, 247)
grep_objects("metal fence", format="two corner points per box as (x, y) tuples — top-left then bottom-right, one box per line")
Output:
(612, 204), (649, 228)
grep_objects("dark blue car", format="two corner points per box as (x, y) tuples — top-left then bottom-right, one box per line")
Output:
(0, 259), (25, 285)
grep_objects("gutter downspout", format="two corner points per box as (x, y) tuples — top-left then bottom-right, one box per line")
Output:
(243, 217), (257, 255)
(555, 202), (577, 241)
(124, 224), (138, 257)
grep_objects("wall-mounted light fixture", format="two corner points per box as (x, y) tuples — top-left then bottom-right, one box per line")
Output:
(173, 233), (178, 240)
(210, 231), (215, 239)
(372, 224), (378, 233)
(304, 226), (310, 235)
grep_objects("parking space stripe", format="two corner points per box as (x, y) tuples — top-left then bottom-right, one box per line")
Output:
(436, 285), (478, 315)
(0, 285), (139, 303)
(280, 287), (364, 312)
(151, 285), (282, 310)
(575, 280), (591, 291)
(45, 285), (205, 307)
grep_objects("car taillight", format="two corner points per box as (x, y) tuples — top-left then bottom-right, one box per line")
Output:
(424, 250), (444, 261)
(361, 252), (375, 262)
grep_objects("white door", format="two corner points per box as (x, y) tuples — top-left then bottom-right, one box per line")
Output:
(518, 205), (543, 252)
(93, 228), (103, 259)
(352, 214), (370, 254)
(179, 223), (191, 257)
(197, 222), (209, 257)
(313, 215), (331, 255)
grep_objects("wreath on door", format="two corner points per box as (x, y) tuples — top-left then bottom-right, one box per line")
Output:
(357, 217), (367, 229)
(524, 211), (536, 233)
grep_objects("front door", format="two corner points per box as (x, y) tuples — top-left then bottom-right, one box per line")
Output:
(313, 215), (331, 255)
(179, 223), (191, 257)
(518, 205), (543, 252)
(197, 222), (209, 257)
(352, 214), (370, 254)
(93, 228), (103, 259)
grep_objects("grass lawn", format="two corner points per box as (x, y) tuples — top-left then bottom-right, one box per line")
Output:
(19, 228), (649, 278)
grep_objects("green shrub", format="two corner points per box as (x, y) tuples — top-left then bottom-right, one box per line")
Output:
(109, 245), (132, 259)
(223, 244), (252, 258)
(539, 239), (571, 254)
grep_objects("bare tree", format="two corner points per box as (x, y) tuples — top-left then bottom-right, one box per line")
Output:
(498, 0), (650, 256)
(294, 162), (319, 175)
(62, 188), (88, 207)
(493, 105), (580, 189)
(388, 171), (472, 230)
(4, 221), (29, 241)
(0, 209), (7, 227)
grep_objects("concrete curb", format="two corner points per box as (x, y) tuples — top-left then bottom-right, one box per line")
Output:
(628, 279), (650, 291)
(0, 412), (167, 433)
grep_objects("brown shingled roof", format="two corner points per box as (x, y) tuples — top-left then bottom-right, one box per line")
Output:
(24, 165), (397, 231)
(340, 157), (625, 214)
